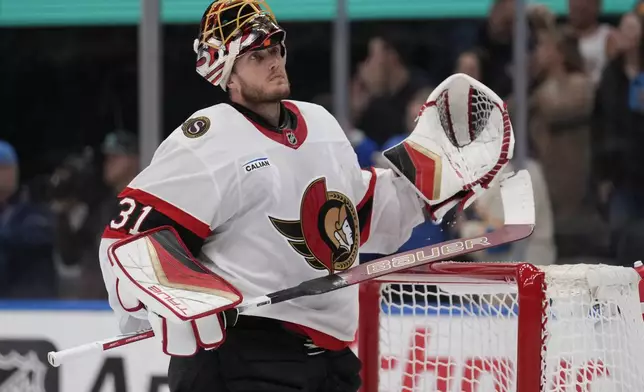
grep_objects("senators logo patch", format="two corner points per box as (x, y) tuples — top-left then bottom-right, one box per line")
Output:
(182, 116), (210, 138)
(269, 178), (359, 274)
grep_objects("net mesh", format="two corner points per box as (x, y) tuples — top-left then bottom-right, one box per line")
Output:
(367, 264), (644, 392)
(540, 265), (644, 392)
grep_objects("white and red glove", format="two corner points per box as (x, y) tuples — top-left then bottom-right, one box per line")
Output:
(383, 73), (515, 223)
(107, 227), (242, 357)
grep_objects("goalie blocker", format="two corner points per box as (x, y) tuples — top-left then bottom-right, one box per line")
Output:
(110, 227), (364, 391)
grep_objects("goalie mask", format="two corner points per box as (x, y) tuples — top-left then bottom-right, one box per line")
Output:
(383, 73), (515, 222)
(193, 0), (286, 91)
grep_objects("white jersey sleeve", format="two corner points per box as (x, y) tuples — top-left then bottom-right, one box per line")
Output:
(342, 138), (425, 254)
(356, 166), (426, 254)
(98, 120), (239, 334)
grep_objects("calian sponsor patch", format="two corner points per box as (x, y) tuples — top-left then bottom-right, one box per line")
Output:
(243, 157), (271, 173)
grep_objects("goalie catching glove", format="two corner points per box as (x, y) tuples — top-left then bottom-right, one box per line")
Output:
(107, 227), (243, 356)
(383, 73), (515, 223)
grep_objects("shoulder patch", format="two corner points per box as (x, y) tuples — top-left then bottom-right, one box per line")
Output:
(182, 116), (211, 138)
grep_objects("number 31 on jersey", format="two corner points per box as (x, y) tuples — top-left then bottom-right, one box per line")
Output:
(110, 197), (153, 235)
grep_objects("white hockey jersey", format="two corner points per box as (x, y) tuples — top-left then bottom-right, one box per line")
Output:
(99, 100), (425, 349)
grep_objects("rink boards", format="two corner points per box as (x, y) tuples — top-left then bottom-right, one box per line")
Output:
(0, 301), (616, 392)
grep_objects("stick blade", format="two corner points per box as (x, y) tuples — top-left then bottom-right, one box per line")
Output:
(500, 169), (535, 225)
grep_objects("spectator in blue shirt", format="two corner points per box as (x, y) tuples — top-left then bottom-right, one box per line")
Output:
(358, 86), (455, 264)
(0, 140), (56, 298)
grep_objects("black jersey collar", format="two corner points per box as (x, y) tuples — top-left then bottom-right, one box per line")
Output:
(229, 101), (295, 134)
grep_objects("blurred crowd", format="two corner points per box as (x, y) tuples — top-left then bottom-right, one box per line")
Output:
(0, 131), (140, 299)
(1, 0), (644, 299)
(333, 0), (644, 269)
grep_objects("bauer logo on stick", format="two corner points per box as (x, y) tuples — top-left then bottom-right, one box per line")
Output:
(182, 116), (211, 138)
(269, 177), (359, 274)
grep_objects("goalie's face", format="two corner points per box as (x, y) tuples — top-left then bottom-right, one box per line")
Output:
(228, 43), (290, 104)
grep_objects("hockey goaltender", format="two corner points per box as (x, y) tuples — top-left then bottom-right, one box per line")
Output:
(96, 1), (518, 391)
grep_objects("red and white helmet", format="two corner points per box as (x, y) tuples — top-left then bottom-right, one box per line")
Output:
(193, 0), (286, 91)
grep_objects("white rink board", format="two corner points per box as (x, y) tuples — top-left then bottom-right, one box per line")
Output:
(0, 308), (170, 392)
(0, 303), (621, 392)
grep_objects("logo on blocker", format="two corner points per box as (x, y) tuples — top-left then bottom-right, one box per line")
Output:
(243, 157), (271, 173)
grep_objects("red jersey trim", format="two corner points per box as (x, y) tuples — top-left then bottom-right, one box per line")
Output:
(102, 227), (129, 240)
(245, 102), (308, 150)
(357, 167), (377, 246)
(112, 187), (211, 239)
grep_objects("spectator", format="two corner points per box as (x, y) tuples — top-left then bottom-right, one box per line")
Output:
(52, 130), (140, 299)
(49, 147), (104, 298)
(376, 86), (436, 167)
(0, 140), (56, 298)
(403, 87), (435, 138)
(100, 130), (140, 203)
(454, 49), (487, 81)
(366, 86), (453, 256)
(358, 86), (455, 272)
(354, 28), (432, 146)
(567, 0), (620, 86)
(95, 131), (140, 286)
(474, 0), (517, 99)
(592, 12), (644, 259)
(311, 89), (379, 169)
(528, 3), (557, 32)
(472, 0), (544, 99)
(528, 25), (603, 259)
(452, 35), (558, 264)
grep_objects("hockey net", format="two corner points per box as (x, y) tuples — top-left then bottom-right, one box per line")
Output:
(358, 262), (644, 392)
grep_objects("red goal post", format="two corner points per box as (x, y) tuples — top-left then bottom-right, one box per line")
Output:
(358, 262), (644, 392)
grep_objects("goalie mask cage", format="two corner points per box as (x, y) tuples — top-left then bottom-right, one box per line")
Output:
(358, 262), (644, 392)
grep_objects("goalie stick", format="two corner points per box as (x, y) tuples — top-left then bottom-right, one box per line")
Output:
(48, 170), (534, 367)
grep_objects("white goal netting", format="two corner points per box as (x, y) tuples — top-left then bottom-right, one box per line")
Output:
(359, 263), (644, 392)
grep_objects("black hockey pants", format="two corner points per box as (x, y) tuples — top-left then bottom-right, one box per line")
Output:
(168, 315), (362, 392)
